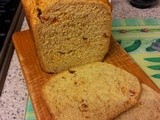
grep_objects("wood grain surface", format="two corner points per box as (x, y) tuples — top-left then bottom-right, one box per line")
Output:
(12, 30), (160, 120)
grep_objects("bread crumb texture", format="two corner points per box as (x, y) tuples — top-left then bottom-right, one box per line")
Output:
(42, 62), (141, 120)
(22, 0), (112, 73)
(115, 84), (160, 120)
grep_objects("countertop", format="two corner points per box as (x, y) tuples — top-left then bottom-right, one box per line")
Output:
(0, 0), (160, 120)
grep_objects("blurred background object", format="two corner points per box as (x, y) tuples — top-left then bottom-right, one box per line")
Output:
(0, 0), (24, 95)
(129, 0), (158, 9)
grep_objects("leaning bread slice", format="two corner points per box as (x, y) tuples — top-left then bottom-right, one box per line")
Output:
(115, 84), (160, 120)
(42, 62), (141, 120)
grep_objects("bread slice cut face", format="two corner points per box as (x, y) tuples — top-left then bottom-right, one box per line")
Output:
(42, 62), (141, 120)
(22, 0), (112, 73)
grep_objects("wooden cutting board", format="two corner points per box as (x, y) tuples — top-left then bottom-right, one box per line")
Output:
(12, 30), (160, 120)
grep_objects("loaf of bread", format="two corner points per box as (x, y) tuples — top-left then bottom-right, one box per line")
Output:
(115, 84), (160, 120)
(21, 0), (112, 73)
(42, 62), (141, 120)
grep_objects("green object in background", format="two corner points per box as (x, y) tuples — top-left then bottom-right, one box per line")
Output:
(151, 74), (160, 79)
(144, 57), (160, 62)
(25, 97), (36, 120)
(156, 38), (160, 43)
(124, 40), (141, 52)
(146, 46), (156, 52)
(147, 65), (160, 70)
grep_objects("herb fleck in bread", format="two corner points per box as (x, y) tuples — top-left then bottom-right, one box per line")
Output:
(115, 84), (160, 120)
(21, 0), (112, 73)
(42, 62), (141, 120)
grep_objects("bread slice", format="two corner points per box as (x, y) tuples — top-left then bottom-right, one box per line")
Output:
(115, 84), (160, 120)
(42, 62), (141, 120)
(21, 0), (112, 73)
